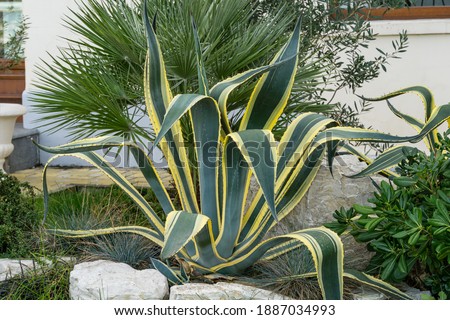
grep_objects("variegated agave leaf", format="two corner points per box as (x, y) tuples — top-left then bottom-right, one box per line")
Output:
(36, 2), (450, 300)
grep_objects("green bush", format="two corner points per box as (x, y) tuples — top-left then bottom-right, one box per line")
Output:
(326, 130), (450, 297)
(0, 171), (38, 258)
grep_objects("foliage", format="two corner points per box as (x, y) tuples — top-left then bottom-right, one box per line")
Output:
(31, 0), (407, 142)
(34, 5), (444, 299)
(40, 185), (163, 264)
(82, 234), (160, 269)
(244, 247), (324, 300)
(327, 130), (450, 297)
(0, 171), (38, 258)
(43, 186), (158, 231)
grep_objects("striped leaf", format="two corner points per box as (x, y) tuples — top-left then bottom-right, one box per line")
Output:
(47, 226), (163, 247)
(216, 227), (344, 300)
(239, 18), (301, 130)
(228, 130), (277, 219)
(215, 136), (250, 259)
(42, 152), (165, 236)
(210, 55), (297, 134)
(340, 144), (399, 179)
(260, 240), (303, 261)
(153, 95), (219, 149)
(387, 100), (424, 132)
(363, 86), (436, 119)
(144, 5), (198, 213)
(151, 258), (186, 285)
(153, 94), (221, 230)
(346, 145), (417, 178)
(362, 86), (445, 151)
(162, 211), (210, 260)
(37, 136), (174, 214)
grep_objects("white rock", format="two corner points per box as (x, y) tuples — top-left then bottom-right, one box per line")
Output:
(69, 260), (168, 300)
(0, 257), (76, 282)
(170, 282), (290, 300)
(0, 259), (38, 281)
(351, 287), (386, 300)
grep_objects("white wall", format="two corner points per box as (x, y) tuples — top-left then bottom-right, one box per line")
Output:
(22, 0), (164, 167)
(22, 0), (80, 165)
(335, 19), (450, 142)
(22, 1), (450, 165)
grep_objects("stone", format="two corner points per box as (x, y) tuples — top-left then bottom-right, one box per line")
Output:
(69, 260), (169, 300)
(170, 282), (290, 300)
(350, 283), (429, 300)
(0, 257), (76, 282)
(395, 283), (431, 300)
(0, 259), (39, 281)
(351, 286), (386, 300)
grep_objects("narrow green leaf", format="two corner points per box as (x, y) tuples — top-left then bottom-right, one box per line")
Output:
(353, 204), (374, 215)
(393, 176), (418, 187)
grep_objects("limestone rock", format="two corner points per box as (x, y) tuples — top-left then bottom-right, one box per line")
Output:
(395, 283), (431, 300)
(351, 286), (386, 300)
(170, 282), (290, 300)
(0, 259), (38, 281)
(69, 260), (168, 300)
(0, 257), (76, 282)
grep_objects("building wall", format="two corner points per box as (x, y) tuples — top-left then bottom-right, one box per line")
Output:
(21, 1), (450, 165)
(334, 19), (450, 143)
(22, 0), (80, 165)
(21, 0), (162, 167)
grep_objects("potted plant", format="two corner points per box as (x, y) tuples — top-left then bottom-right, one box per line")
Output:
(0, 5), (27, 106)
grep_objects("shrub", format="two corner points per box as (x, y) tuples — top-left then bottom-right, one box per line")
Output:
(82, 233), (159, 270)
(327, 131), (450, 297)
(0, 171), (38, 258)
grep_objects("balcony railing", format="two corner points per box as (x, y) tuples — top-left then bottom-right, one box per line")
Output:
(402, 1), (449, 5)
(332, 1), (450, 19)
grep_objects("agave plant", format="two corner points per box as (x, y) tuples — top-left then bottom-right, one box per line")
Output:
(343, 86), (450, 179)
(38, 4), (450, 300)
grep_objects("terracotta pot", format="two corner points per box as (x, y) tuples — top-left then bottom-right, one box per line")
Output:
(0, 60), (26, 122)
(0, 103), (27, 172)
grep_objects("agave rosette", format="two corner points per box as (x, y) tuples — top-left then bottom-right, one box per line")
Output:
(39, 3), (450, 300)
